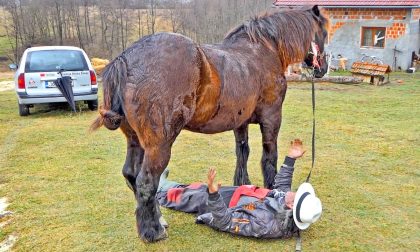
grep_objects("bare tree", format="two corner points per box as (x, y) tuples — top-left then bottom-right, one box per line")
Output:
(146, 0), (157, 34)
(0, 0), (274, 61)
(53, 0), (64, 45)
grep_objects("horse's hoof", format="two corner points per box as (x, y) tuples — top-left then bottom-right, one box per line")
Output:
(156, 228), (168, 240)
(140, 227), (168, 243)
(159, 216), (169, 228)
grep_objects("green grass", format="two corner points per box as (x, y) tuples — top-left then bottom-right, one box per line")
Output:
(0, 36), (11, 57)
(0, 73), (419, 251)
(329, 69), (352, 76)
(0, 33), (13, 71)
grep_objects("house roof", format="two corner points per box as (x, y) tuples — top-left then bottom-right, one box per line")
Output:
(351, 62), (391, 76)
(273, 0), (420, 7)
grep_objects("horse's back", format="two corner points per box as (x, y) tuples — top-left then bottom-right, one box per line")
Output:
(123, 32), (200, 92)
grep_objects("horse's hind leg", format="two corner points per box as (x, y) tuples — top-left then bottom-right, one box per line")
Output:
(135, 143), (173, 242)
(233, 123), (251, 186)
(121, 120), (144, 194)
(121, 120), (168, 229)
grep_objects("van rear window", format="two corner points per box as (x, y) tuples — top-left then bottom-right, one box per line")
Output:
(25, 50), (88, 72)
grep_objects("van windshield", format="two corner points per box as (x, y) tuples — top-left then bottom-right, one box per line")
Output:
(25, 50), (88, 72)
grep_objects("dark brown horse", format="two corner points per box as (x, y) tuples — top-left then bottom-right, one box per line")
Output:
(92, 5), (329, 242)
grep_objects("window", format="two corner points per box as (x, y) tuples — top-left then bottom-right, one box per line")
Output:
(361, 27), (386, 48)
(25, 50), (88, 72)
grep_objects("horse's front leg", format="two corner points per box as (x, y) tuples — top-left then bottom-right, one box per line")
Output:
(259, 119), (281, 189)
(233, 123), (251, 186)
(135, 144), (171, 242)
(258, 75), (287, 189)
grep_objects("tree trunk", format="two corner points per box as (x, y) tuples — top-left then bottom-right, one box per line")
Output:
(137, 9), (142, 38)
(55, 1), (63, 45)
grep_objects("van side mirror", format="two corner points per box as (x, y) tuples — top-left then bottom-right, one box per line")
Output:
(9, 63), (17, 70)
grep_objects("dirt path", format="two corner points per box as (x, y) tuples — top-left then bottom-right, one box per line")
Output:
(0, 72), (13, 80)
(0, 234), (17, 252)
(0, 71), (14, 92)
(0, 81), (13, 92)
(0, 198), (16, 252)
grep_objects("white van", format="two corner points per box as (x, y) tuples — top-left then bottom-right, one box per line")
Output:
(10, 46), (98, 116)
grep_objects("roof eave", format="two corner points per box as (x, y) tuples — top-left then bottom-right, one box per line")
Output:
(273, 5), (420, 9)
(323, 5), (419, 8)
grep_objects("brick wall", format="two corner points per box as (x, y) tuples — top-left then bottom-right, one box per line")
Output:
(325, 8), (411, 40)
(324, 8), (408, 21)
(329, 21), (353, 40)
(385, 23), (406, 39)
(412, 8), (420, 20)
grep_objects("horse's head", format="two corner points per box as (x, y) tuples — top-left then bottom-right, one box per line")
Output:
(304, 5), (329, 78)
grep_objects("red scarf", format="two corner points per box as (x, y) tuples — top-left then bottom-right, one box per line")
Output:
(229, 185), (270, 208)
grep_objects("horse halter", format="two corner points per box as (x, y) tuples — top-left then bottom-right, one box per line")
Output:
(308, 41), (322, 70)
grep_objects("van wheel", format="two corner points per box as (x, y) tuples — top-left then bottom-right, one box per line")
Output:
(18, 102), (30, 116)
(88, 99), (98, 111)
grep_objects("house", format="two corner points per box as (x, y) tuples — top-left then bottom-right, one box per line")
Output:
(273, 0), (420, 70)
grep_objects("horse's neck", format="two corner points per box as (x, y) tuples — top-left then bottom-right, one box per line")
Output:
(221, 38), (278, 59)
(229, 35), (308, 69)
(278, 38), (311, 70)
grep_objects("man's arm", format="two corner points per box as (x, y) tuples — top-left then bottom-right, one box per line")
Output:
(272, 157), (295, 192)
(204, 168), (231, 230)
(206, 191), (232, 230)
(272, 139), (305, 192)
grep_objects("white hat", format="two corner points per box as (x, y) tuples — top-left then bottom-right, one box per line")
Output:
(293, 182), (322, 230)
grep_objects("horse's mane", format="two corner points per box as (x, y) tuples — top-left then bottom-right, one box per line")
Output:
(224, 7), (329, 69)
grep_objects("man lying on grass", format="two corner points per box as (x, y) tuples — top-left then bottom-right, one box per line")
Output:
(156, 139), (322, 238)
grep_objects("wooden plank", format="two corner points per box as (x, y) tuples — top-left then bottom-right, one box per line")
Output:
(286, 75), (364, 83)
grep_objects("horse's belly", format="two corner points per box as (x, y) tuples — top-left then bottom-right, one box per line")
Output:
(185, 118), (242, 134)
(185, 100), (256, 134)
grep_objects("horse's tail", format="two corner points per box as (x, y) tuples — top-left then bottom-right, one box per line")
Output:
(90, 56), (127, 131)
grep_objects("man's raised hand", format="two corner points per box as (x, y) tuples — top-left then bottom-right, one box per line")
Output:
(207, 167), (221, 194)
(287, 139), (306, 159)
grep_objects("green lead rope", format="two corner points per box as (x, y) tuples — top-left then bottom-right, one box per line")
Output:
(306, 74), (316, 183)
(296, 71), (317, 252)
(295, 230), (302, 252)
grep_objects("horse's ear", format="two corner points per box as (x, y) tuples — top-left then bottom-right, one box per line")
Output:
(312, 5), (320, 16)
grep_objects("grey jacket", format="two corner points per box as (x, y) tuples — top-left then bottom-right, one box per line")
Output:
(195, 157), (299, 238)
